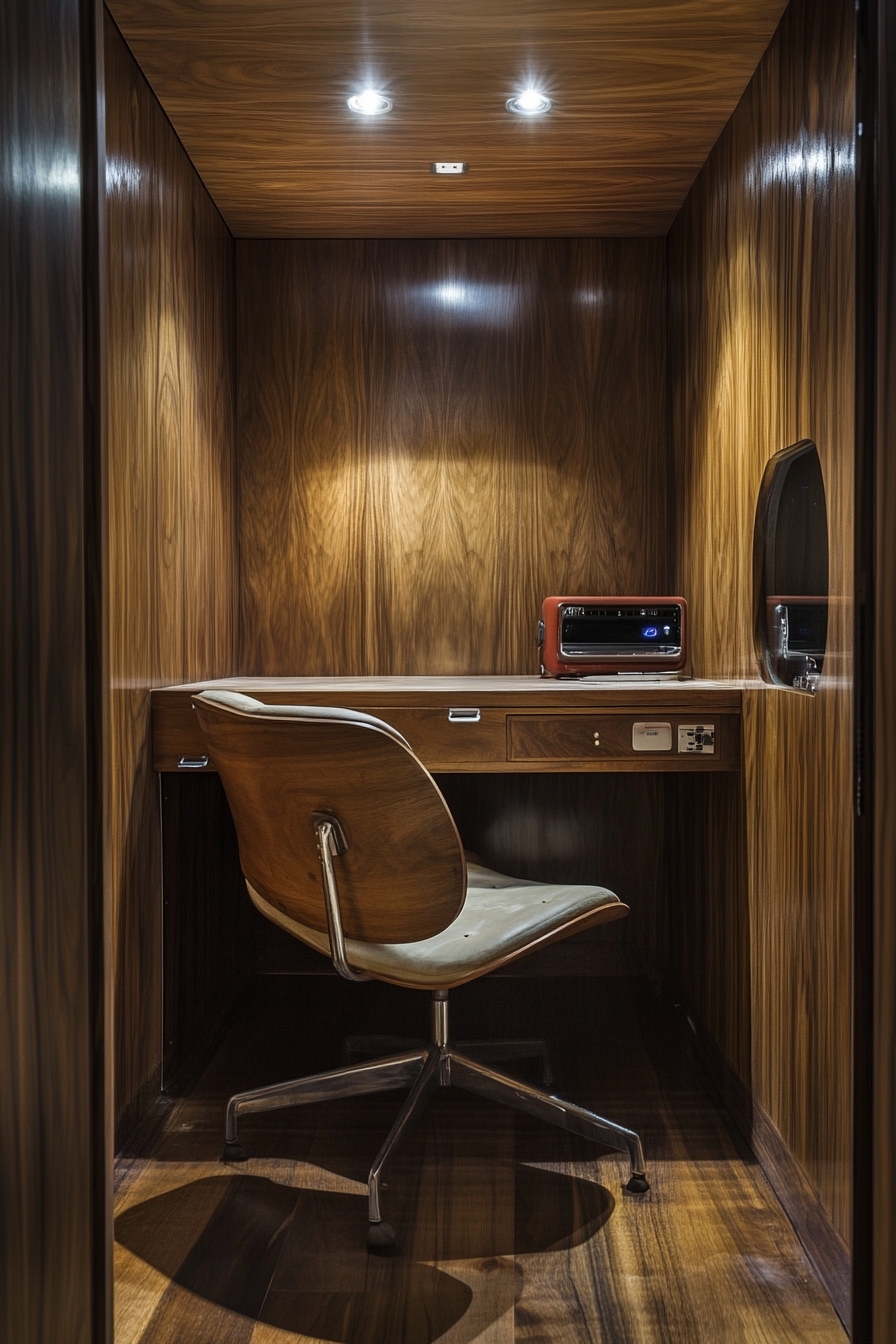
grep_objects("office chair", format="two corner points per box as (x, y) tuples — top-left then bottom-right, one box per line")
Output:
(193, 690), (650, 1249)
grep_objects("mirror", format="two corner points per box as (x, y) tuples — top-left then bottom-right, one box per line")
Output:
(753, 439), (829, 693)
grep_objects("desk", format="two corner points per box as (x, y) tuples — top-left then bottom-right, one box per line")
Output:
(151, 675), (741, 774)
(152, 675), (742, 1086)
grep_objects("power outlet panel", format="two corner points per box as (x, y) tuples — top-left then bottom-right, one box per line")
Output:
(678, 724), (715, 754)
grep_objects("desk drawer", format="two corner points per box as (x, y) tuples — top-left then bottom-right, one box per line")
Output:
(509, 715), (633, 761)
(363, 706), (507, 766)
(508, 713), (740, 766)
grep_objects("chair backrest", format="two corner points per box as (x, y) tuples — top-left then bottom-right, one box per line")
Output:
(192, 691), (466, 944)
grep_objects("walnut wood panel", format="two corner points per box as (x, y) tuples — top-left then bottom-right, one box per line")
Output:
(193, 696), (467, 944)
(508, 712), (739, 767)
(506, 713), (658, 760)
(364, 707), (508, 764)
(103, 0), (787, 238)
(237, 238), (668, 677)
(105, 15), (238, 1141)
(752, 1098), (851, 1327)
(1, 0), (108, 1335)
(668, 0), (855, 1285)
(873, 1), (896, 1336)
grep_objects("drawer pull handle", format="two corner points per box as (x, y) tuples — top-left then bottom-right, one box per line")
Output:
(448, 708), (481, 723)
(178, 755), (209, 769)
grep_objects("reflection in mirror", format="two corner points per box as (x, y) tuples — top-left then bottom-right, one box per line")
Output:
(753, 439), (829, 692)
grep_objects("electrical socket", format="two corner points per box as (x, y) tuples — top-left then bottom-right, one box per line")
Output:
(431, 162), (467, 174)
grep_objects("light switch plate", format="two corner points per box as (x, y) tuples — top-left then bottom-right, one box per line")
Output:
(632, 721), (672, 751)
(678, 724), (715, 753)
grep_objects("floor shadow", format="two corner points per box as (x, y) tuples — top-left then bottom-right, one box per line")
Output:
(116, 1167), (613, 1342)
(514, 1162), (614, 1254)
(117, 1175), (471, 1344)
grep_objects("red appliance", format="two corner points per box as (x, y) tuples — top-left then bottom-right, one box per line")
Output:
(539, 597), (688, 677)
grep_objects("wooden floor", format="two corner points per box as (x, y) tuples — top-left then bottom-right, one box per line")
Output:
(114, 976), (849, 1344)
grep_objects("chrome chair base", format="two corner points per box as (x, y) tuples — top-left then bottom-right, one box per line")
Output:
(222, 990), (649, 1249)
(344, 1032), (553, 1086)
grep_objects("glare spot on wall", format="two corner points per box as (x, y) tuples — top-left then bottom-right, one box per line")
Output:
(745, 135), (854, 191)
(106, 157), (143, 194)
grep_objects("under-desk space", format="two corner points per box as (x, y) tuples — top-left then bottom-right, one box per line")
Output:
(154, 677), (744, 1097)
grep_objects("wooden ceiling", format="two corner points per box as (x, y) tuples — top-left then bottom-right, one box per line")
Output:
(105, 0), (789, 238)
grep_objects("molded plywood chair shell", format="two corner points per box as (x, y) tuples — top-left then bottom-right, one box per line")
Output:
(192, 690), (648, 1246)
(193, 691), (466, 944)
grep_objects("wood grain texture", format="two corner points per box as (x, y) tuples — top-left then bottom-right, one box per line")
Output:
(102, 0), (787, 238)
(192, 694), (467, 944)
(752, 1100), (850, 1326)
(668, 0), (855, 1280)
(507, 712), (739, 765)
(113, 975), (849, 1344)
(152, 680), (741, 773)
(1, 0), (108, 1336)
(238, 238), (668, 678)
(873, 0), (896, 1336)
(105, 14), (238, 1140)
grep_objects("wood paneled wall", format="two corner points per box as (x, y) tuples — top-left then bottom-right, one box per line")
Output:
(236, 237), (671, 979)
(105, 14), (238, 1137)
(873, 2), (896, 1338)
(668, 0), (855, 1308)
(237, 237), (668, 677)
(1, 0), (109, 1336)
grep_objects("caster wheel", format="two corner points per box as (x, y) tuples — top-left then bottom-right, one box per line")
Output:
(367, 1221), (396, 1253)
(222, 1141), (248, 1163)
(624, 1174), (650, 1194)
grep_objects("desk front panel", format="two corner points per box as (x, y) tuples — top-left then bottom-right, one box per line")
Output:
(508, 713), (740, 769)
(152, 679), (742, 774)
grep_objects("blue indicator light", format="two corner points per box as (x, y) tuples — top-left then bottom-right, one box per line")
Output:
(642, 626), (658, 638)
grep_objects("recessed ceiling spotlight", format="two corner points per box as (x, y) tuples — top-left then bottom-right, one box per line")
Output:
(506, 89), (552, 116)
(348, 90), (392, 116)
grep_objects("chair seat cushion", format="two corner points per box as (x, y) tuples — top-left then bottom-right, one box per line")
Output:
(246, 858), (623, 989)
